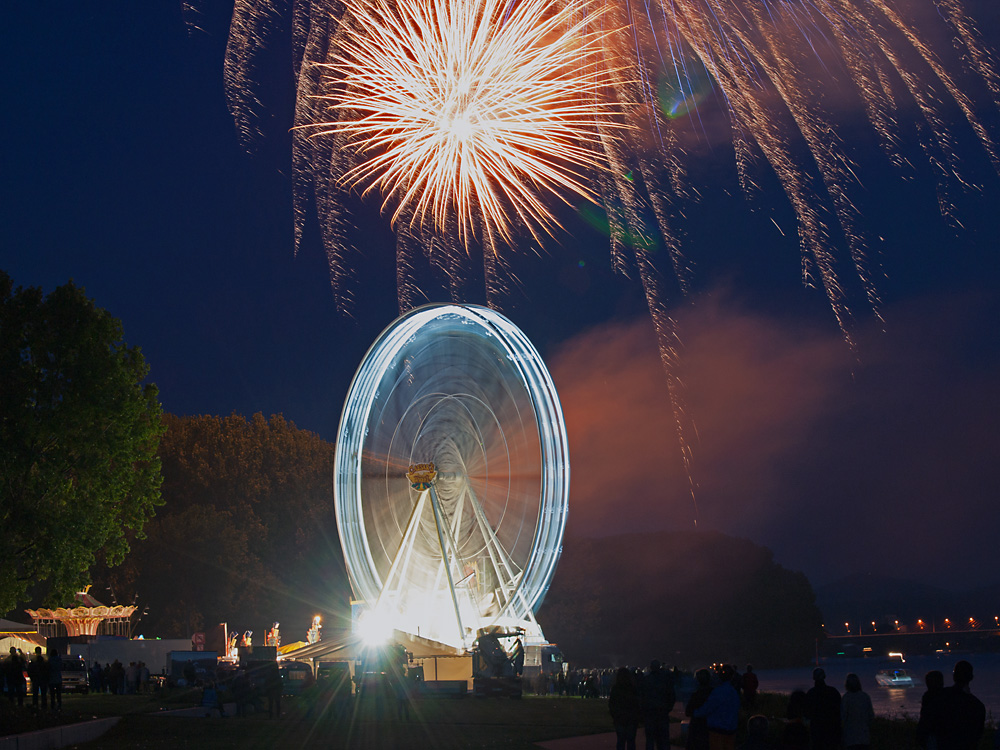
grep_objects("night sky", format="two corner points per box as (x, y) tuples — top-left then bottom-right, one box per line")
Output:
(3, 1), (999, 592)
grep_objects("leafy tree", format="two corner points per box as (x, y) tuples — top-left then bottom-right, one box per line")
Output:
(97, 414), (349, 639)
(538, 530), (824, 668)
(0, 271), (165, 614)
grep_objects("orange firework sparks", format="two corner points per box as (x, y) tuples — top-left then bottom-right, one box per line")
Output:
(310, 0), (621, 245)
(221, 0), (999, 516)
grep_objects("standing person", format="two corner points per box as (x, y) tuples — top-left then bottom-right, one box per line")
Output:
(109, 659), (124, 694)
(89, 661), (103, 694)
(742, 665), (759, 709)
(28, 647), (49, 709)
(138, 661), (150, 693)
(125, 661), (138, 694)
(917, 670), (946, 750)
(232, 668), (252, 717)
(938, 660), (985, 750)
(610, 666), (642, 750)
(693, 665), (740, 750)
(780, 691), (810, 750)
(643, 660), (676, 750)
(686, 669), (714, 750)
(47, 647), (63, 711)
(264, 661), (282, 718)
(4, 648), (27, 706)
(841, 673), (874, 750)
(805, 668), (841, 750)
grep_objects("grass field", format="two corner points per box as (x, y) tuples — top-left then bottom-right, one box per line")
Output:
(0, 688), (204, 737)
(81, 693), (614, 749)
(5, 690), (997, 749)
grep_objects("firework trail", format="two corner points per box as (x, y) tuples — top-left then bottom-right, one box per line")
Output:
(217, 0), (999, 516)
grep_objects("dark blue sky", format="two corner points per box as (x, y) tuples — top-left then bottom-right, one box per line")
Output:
(3, 1), (999, 591)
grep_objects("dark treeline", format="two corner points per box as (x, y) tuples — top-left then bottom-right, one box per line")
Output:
(92, 413), (350, 640)
(87, 415), (820, 662)
(538, 531), (823, 669)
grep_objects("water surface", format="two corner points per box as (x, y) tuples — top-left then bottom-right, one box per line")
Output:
(755, 653), (1000, 720)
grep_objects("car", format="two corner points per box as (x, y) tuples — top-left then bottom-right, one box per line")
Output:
(279, 661), (314, 695)
(23, 654), (89, 694)
(61, 656), (90, 693)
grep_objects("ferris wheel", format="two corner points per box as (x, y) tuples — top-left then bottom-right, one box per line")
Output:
(334, 304), (569, 649)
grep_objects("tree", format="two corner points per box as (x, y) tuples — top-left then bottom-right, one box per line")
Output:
(96, 413), (349, 639)
(538, 530), (824, 668)
(0, 271), (165, 614)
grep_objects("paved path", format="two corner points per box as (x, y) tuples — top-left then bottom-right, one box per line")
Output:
(536, 732), (618, 749)
(536, 713), (685, 749)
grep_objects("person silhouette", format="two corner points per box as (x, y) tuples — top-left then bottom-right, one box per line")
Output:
(693, 664), (740, 750)
(805, 668), (841, 750)
(642, 660), (676, 750)
(28, 646), (49, 709)
(742, 665), (759, 709)
(780, 690), (810, 750)
(685, 668), (713, 750)
(4, 648), (27, 706)
(917, 670), (946, 750)
(610, 666), (642, 750)
(938, 660), (985, 750)
(841, 673), (874, 750)
(47, 647), (63, 711)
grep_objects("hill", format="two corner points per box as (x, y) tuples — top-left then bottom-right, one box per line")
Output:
(536, 530), (822, 669)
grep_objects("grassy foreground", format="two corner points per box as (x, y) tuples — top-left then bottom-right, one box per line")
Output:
(81, 693), (613, 749)
(0, 688), (204, 737)
(5, 690), (996, 749)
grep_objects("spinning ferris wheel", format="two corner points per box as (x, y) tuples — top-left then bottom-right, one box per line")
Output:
(334, 304), (569, 649)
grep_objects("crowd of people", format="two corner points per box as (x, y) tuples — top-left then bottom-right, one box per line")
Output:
(602, 658), (988, 750)
(2, 646), (65, 710)
(4, 640), (993, 748)
(87, 659), (153, 694)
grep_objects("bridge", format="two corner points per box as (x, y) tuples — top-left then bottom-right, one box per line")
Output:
(821, 628), (1000, 657)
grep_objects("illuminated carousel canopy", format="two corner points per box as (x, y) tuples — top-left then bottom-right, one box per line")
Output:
(26, 588), (136, 637)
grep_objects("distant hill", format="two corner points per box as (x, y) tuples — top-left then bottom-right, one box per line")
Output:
(815, 573), (1000, 630)
(536, 530), (823, 669)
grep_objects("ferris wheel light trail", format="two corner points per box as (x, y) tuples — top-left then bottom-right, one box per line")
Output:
(334, 305), (569, 648)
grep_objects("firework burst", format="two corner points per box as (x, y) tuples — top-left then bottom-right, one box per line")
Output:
(311, 0), (620, 246)
(218, 0), (999, 512)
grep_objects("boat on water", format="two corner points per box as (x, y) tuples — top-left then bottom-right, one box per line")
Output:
(875, 668), (915, 688)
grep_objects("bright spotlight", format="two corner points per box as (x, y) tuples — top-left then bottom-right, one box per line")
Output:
(358, 610), (394, 647)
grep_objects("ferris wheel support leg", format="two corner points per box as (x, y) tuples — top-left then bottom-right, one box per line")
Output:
(374, 490), (428, 612)
(465, 485), (513, 608)
(429, 484), (466, 644)
(465, 483), (532, 622)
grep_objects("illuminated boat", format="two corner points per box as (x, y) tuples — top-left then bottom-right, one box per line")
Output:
(875, 668), (915, 688)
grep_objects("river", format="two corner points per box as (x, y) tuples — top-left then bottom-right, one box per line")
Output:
(754, 653), (1000, 720)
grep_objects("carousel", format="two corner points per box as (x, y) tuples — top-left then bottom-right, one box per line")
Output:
(25, 586), (136, 638)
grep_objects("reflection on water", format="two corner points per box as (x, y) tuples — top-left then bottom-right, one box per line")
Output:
(755, 653), (1000, 720)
